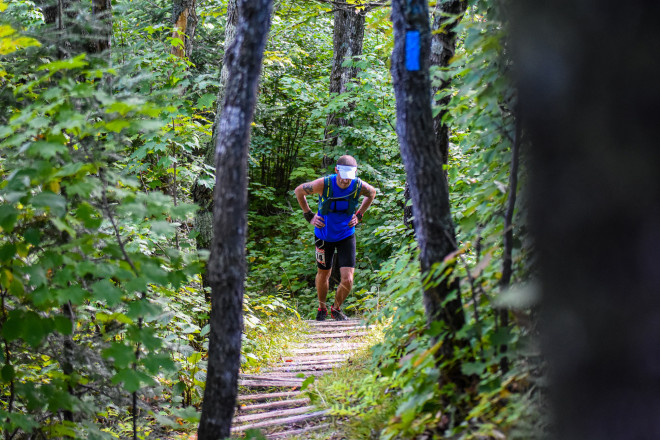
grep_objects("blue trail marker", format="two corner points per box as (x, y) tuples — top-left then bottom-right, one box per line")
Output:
(405, 30), (421, 71)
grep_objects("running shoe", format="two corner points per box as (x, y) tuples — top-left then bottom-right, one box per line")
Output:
(316, 308), (327, 321)
(331, 307), (348, 321)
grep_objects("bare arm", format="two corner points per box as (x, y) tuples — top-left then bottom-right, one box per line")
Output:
(294, 178), (324, 213)
(349, 181), (377, 227)
(357, 182), (377, 216)
(294, 178), (326, 227)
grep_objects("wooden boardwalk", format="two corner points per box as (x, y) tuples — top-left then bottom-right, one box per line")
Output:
(232, 319), (369, 438)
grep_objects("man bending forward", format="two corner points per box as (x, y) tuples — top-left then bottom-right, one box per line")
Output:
(294, 155), (376, 321)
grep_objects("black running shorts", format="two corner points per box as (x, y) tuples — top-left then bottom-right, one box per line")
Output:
(314, 234), (356, 270)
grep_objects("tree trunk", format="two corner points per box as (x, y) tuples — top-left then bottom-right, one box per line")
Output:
(91, 0), (112, 54)
(512, 0), (660, 438)
(323, 1), (366, 151)
(430, 0), (467, 167)
(191, 0), (238, 290)
(171, 0), (198, 59)
(390, 0), (467, 392)
(404, 0), (466, 230)
(498, 107), (522, 373)
(196, 0), (272, 438)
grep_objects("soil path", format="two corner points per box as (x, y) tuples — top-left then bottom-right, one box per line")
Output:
(231, 319), (370, 438)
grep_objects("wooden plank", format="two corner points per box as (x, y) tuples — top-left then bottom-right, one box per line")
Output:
(238, 391), (301, 402)
(292, 347), (355, 355)
(291, 342), (364, 348)
(306, 319), (361, 324)
(240, 374), (303, 382)
(282, 354), (349, 362)
(267, 363), (342, 372)
(238, 398), (310, 412)
(231, 410), (329, 433)
(307, 331), (368, 339)
(267, 423), (331, 439)
(280, 356), (349, 364)
(251, 370), (334, 378)
(239, 379), (302, 388)
(233, 405), (316, 424)
(313, 326), (365, 332)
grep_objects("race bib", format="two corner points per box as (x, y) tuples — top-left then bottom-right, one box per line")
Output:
(315, 247), (326, 265)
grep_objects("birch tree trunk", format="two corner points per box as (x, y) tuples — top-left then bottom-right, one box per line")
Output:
(196, 0), (272, 438)
(390, 0), (468, 393)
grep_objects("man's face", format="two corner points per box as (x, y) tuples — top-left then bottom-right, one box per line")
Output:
(335, 167), (355, 188)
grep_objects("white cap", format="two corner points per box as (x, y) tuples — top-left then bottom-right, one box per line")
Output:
(337, 165), (357, 180)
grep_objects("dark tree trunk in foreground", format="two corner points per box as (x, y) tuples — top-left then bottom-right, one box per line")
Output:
(430, 0), (466, 167)
(171, 0), (198, 59)
(323, 0), (366, 155)
(391, 0), (467, 390)
(191, 0), (238, 290)
(197, 0), (272, 438)
(512, 1), (660, 438)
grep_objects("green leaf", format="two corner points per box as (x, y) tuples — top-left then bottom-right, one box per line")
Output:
(245, 429), (268, 440)
(104, 119), (131, 133)
(1, 364), (15, 382)
(26, 141), (67, 159)
(141, 352), (176, 375)
(197, 93), (216, 109)
(91, 280), (123, 306)
(38, 53), (88, 72)
(23, 228), (41, 246)
(461, 361), (486, 376)
(126, 299), (162, 320)
(56, 286), (88, 305)
(0, 243), (16, 262)
(0, 205), (19, 232)
(2, 310), (24, 342)
(127, 326), (162, 351)
(32, 191), (67, 217)
(74, 202), (102, 229)
(111, 368), (154, 393)
(53, 315), (73, 335)
(102, 342), (136, 369)
(301, 375), (315, 391)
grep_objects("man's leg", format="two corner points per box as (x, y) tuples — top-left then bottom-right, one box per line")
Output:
(333, 267), (354, 310)
(331, 234), (356, 319)
(316, 268), (331, 310)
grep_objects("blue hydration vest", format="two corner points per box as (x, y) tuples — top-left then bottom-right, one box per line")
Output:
(314, 174), (361, 242)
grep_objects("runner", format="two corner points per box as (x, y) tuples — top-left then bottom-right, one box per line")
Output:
(294, 155), (377, 320)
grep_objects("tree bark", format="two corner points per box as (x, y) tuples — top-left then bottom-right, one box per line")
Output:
(498, 106), (522, 373)
(390, 0), (467, 390)
(171, 0), (198, 59)
(512, 0), (660, 438)
(91, 0), (112, 54)
(323, 1), (366, 152)
(196, 0), (272, 438)
(191, 0), (238, 290)
(430, 0), (467, 167)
